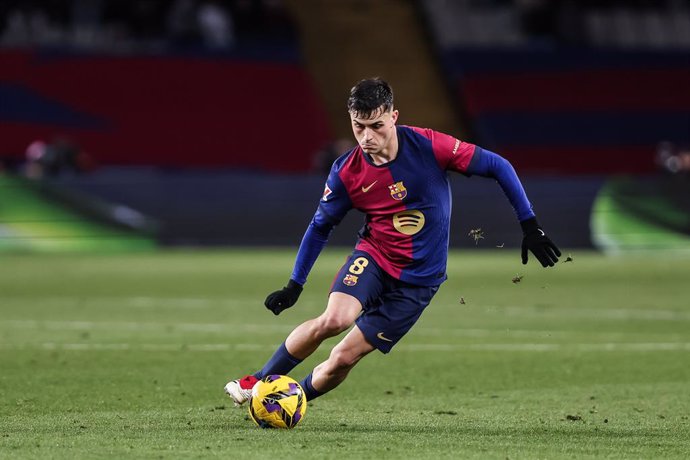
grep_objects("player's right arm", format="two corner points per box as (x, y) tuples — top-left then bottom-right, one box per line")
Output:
(466, 147), (561, 267)
(417, 126), (560, 267)
(264, 159), (353, 315)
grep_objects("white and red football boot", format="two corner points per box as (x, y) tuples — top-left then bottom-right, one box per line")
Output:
(224, 375), (260, 406)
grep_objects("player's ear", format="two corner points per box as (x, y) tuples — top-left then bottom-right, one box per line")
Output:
(391, 109), (399, 125)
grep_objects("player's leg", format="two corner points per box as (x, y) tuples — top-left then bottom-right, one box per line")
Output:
(285, 292), (362, 357)
(249, 250), (382, 377)
(300, 325), (375, 399)
(225, 250), (383, 405)
(224, 293), (361, 405)
(298, 278), (441, 400)
(254, 292), (362, 376)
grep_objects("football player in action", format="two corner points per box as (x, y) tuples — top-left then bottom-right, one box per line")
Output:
(225, 78), (560, 404)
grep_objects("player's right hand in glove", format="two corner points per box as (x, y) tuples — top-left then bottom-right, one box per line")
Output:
(264, 279), (303, 315)
(520, 217), (561, 267)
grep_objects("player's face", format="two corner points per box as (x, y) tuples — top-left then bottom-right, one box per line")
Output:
(350, 107), (399, 156)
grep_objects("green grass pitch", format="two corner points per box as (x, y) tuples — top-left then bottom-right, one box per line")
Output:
(1, 249), (689, 459)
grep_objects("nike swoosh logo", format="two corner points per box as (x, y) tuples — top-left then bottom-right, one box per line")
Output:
(361, 180), (378, 193)
(376, 332), (393, 342)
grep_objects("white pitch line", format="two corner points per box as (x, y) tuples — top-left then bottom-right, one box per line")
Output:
(1, 342), (689, 352)
(3, 320), (687, 341)
(0, 320), (295, 333)
(495, 306), (690, 321)
(0, 296), (235, 309)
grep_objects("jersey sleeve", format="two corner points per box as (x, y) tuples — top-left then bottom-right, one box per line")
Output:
(466, 146), (535, 222)
(317, 160), (353, 225)
(409, 126), (476, 173)
(289, 162), (353, 285)
(290, 208), (334, 285)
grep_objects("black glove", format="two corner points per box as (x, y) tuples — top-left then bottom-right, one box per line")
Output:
(264, 279), (303, 315)
(520, 217), (561, 267)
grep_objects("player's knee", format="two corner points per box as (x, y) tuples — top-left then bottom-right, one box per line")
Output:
(316, 314), (352, 337)
(328, 348), (358, 372)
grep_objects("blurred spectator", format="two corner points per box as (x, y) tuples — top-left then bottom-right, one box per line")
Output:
(1, 0), (293, 51)
(656, 141), (690, 175)
(0, 0), (68, 46)
(421, 0), (690, 49)
(24, 137), (95, 179)
(197, 1), (235, 49)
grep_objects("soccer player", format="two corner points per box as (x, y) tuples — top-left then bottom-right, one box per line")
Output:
(225, 78), (560, 404)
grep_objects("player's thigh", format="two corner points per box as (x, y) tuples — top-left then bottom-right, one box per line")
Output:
(321, 292), (364, 328)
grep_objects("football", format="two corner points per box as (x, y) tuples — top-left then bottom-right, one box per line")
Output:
(248, 374), (307, 429)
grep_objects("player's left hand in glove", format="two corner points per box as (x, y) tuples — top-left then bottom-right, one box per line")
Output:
(264, 279), (303, 315)
(520, 217), (561, 267)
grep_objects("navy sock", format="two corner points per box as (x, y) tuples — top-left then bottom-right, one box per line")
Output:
(299, 372), (324, 401)
(253, 342), (303, 379)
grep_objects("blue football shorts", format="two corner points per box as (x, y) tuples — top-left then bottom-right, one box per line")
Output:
(330, 250), (440, 353)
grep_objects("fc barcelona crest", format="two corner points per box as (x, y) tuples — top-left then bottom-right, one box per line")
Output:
(343, 274), (358, 286)
(388, 181), (408, 201)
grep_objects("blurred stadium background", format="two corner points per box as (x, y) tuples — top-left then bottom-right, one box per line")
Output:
(0, 0), (689, 253)
(2, 3), (690, 458)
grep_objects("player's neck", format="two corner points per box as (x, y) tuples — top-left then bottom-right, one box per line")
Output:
(368, 133), (399, 166)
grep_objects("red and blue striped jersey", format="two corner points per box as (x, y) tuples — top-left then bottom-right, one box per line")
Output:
(290, 125), (535, 287)
(317, 125), (476, 286)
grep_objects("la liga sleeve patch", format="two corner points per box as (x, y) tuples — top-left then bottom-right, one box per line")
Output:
(408, 126), (475, 172)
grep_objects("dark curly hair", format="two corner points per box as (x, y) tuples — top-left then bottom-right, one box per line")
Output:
(347, 78), (394, 119)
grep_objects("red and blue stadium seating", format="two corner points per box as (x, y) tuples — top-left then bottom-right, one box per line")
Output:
(0, 48), (331, 172)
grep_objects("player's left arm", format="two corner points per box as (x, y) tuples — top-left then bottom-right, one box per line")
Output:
(264, 209), (335, 315)
(264, 164), (352, 315)
(466, 147), (561, 267)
